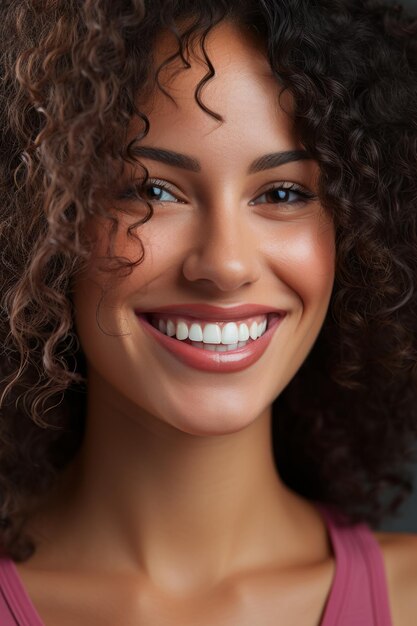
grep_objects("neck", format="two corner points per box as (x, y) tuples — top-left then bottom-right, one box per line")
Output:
(27, 368), (327, 594)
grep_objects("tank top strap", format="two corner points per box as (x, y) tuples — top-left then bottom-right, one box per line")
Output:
(315, 502), (394, 626)
(0, 556), (44, 626)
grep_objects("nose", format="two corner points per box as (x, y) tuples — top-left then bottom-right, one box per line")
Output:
(181, 203), (262, 292)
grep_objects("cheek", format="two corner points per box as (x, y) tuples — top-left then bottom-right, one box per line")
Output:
(265, 215), (336, 312)
(72, 217), (176, 341)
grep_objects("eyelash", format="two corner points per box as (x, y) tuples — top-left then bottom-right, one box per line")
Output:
(118, 178), (317, 207)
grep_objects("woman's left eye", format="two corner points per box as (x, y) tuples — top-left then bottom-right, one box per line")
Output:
(250, 183), (316, 206)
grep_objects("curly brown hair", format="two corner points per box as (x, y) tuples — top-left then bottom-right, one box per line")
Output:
(0, 0), (417, 562)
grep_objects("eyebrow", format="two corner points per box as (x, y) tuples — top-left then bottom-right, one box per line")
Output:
(130, 146), (313, 174)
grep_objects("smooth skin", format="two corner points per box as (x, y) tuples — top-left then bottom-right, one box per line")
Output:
(14, 20), (417, 626)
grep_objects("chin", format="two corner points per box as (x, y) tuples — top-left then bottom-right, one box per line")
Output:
(155, 398), (266, 437)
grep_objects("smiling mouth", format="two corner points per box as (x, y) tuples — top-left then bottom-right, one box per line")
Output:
(135, 311), (286, 372)
(143, 311), (281, 352)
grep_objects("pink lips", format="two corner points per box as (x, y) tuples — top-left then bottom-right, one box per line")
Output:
(135, 303), (287, 320)
(135, 312), (286, 373)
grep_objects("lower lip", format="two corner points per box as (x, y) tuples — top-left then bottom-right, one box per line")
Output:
(135, 313), (285, 373)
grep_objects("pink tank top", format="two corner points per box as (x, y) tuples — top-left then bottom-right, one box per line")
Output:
(0, 503), (394, 625)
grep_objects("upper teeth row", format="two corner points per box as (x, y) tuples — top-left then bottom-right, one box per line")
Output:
(155, 318), (268, 344)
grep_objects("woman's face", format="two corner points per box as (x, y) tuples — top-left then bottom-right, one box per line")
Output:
(73, 21), (335, 436)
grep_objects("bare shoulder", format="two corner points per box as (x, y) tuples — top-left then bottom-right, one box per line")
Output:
(372, 529), (417, 626)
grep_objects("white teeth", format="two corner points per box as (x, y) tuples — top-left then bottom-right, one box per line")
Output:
(221, 322), (239, 345)
(238, 323), (249, 341)
(203, 323), (222, 344)
(257, 319), (267, 337)
(249, 321), (258, 340)
(166, 320), (176, 336)
(176, 321), (189, 341)
(215, 344), (228, 352)
(188, 323), (204, 342)
(151, 315), (269, 347)
(190, 340), (249, 352)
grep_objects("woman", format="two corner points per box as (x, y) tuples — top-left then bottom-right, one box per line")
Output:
(0, 0), (416, 624)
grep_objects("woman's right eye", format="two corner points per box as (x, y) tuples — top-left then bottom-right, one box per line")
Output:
(118, 180), (182, 203)
(144, 184), (179, 203)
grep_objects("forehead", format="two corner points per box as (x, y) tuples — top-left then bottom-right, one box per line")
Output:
(134, 20), (304, 159)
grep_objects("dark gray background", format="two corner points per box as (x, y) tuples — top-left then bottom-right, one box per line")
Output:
(378, 454), (417, 532)
(400, 0), (417, 10)
(371, 0), (417, 533)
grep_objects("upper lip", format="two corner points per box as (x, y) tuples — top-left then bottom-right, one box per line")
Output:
(135, 303), (287, 320)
